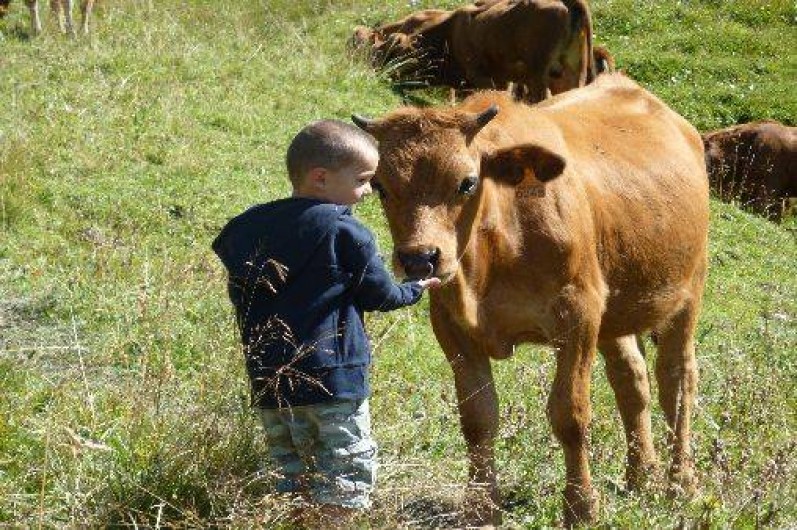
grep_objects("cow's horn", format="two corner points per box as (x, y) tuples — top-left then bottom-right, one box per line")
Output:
(351, 114), (378, 133)
(474, 105), (500, 129)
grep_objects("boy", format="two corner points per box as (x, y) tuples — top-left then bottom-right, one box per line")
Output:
(212, 119), (439, 525)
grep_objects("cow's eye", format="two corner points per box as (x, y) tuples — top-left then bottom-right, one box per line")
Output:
(457, 175), (479, 196)
(372, 180), (387, 201)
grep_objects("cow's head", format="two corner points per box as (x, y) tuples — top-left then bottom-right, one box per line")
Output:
(350, 26), (380, 49)
(352, 103), (565, 283)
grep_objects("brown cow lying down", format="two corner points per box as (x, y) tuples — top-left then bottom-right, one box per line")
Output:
(703, 120), (796, 220)
(353, 73), (709, 526)
(351, 8), (452, 50)
(352, 0), (596, 102)
(0, 0), (94, 35)
(350, 0), (505, 53)
(351, 8), (455, 85)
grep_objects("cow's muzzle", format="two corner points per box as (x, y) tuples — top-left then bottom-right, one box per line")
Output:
(397, 246), (440, 280)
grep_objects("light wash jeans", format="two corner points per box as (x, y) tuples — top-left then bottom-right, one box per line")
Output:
(258, 398), (377, 509)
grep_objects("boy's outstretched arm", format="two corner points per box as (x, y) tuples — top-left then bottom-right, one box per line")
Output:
(336, 221), (439, 312)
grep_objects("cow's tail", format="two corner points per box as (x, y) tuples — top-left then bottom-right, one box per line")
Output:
(563, 0), (596, 85)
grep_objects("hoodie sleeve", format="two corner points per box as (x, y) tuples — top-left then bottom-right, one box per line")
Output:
(335, 219), (424, 312)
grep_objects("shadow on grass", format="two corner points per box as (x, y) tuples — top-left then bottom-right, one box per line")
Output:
(393, 496), (462, 528)
(0, 23), (34, 41)
(391, 490), (555, 527)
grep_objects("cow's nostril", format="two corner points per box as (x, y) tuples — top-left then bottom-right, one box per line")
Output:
(397, 247), (442, 279)
(397, 251), (413, 269)
(426, 248), (441, 265)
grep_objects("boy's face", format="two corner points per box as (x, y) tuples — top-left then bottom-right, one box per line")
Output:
(316, 147), (378, 206)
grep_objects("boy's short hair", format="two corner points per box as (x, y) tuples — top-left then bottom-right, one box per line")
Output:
(286, 120), (378, 188)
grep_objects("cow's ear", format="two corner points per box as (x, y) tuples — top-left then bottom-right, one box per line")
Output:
(481, 144), (566, 186)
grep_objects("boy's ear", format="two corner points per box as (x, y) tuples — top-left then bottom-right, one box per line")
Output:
(306, 167), (328, 188)
(481, 144), (566, 186)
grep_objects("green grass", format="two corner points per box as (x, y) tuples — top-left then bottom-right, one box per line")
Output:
(1, 0), (795, 526)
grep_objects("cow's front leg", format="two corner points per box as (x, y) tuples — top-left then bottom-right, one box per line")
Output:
(516, 74), (548, 103)
(548, 291), (602, 527)
(455, 350), (499, 525)
(431, 308), (500, 526)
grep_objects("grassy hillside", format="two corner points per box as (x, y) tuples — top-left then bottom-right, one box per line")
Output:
(1, 0), (795, 526)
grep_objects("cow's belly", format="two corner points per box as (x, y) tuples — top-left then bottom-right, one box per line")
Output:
(474, 281), (696, 355)
(474, 285), (553, 358)
(473, 251), (703, 353)
(598, 283), (695, 338)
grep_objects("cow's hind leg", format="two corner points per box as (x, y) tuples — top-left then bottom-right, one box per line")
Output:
(654, 301), (701, 496)
(61, 0), (74, 35)
(599, 335), (659, 490)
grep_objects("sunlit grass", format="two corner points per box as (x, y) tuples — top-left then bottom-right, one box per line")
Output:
(1, 0), (795, 526)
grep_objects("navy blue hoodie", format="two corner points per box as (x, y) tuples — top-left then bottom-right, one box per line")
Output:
(212, 197), (424, 408)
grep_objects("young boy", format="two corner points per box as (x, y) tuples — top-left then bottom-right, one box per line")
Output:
(212, 119), (439, 525)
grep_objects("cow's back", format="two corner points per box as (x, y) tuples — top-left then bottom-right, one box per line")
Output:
(498, 75), (709, 337)
(392, 9), (452, 35)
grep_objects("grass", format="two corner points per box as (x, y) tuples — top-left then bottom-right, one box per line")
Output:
(1, 0), (795, 527)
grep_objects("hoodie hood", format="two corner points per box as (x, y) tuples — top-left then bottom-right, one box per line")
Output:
(212, 197), (351, 290)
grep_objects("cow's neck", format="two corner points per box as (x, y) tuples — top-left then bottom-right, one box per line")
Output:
(434, 179), (523, 330)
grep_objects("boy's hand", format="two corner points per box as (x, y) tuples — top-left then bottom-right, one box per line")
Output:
(418, 277), (442, 289)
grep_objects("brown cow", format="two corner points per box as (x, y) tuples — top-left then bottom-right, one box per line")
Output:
(448, 0), (596, 101)
(350, 8), (454, 83)
(352, 0), (596, 102)
(0, 0), (94, 36)
(703, 120), (796, 220)
(352, 73), (709, 526)
(351, 9), (452, 50)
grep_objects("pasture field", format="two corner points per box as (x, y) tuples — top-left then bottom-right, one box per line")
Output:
(1, 0), (795, 527)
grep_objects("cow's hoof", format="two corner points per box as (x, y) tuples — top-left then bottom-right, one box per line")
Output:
(462, 486), (502, 527)
(667, 464), (698, 498)
(562, 486), (599, 528)
(462, 504), (501, 528)
(627, 460), (661, 492)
